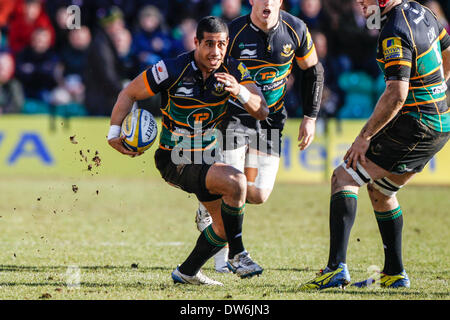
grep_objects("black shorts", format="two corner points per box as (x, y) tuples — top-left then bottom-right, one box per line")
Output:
(220, 108), (287, 156)
(366, 114), (450, 174)
(154, 148), (222, 202)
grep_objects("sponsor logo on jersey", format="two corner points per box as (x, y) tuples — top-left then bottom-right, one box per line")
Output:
(152, 60), (169, 84)
(254, 67), (279, 85)
(187, 108), (213, 129)
(306, 30), (313, 50)
(237, 62), (251, 81)
(238, 42), (257, 49)
(175, 86), (194, 97)
(240, 49), (258, 58)
(382, 37), (403, 60)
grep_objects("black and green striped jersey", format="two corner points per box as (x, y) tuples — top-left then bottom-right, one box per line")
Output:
(142, 51), (254, 151)
(227, 11), (314, 117)
(376, 0), (450, 132)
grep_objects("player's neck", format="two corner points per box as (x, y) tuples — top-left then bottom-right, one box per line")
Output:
(250, 12), (279, 33)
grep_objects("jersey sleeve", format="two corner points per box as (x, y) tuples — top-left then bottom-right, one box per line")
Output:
(438, 24), (450, 51)
(381, 32), (413, 82)
(142, 59), (173, 96)
(293, 21), (315, 62)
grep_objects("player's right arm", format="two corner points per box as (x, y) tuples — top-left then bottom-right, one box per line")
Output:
(108, 72), (155, 156)
(442, 46), (450, 82)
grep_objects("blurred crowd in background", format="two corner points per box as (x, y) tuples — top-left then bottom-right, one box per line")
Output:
(0, 0), (449, 120)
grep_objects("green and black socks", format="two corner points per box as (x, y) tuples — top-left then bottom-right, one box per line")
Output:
(327, 190), (358, 270)
(178, 224), (227, 276)
(221, 201), (245, 259)
(374, 206), (404, 275)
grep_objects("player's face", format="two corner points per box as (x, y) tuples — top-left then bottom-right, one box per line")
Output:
(194, 32), (229, 72)
(356, 0), (379, 19)
(250, 0), (283, 24)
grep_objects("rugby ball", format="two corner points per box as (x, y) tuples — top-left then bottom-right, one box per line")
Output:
(121, 109), (157, 153)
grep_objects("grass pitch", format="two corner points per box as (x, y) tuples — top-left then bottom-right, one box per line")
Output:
(0, 176), (449, 300)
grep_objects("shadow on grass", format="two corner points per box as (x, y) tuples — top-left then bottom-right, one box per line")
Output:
(0, 265), (171, 272)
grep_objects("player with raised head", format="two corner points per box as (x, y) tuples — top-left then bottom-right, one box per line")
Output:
(300, 0), (450, 290)
(107, 16), (269, 285)
(195, 0), (324, 273)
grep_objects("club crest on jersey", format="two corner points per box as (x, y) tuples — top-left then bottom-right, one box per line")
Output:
(212, 82), (227, 96)
(187, 108), (213, 129)
(382, 37), (403, 60)
(281, 43), (294, 57)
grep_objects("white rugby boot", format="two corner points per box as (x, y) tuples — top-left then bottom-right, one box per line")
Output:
(214, 247), (231, 273)
(227, 251), (263, 278)
(195, 203), (212, 232)
(171, 267), (223, 286)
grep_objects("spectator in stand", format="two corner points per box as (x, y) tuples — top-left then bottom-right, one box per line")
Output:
(322, 0), (378, 77)
(0, 28), (9, 51)
(57, 26), (91, 105)
(210, 0), (250, 24)
(112, 26), (139, 79)
(298, 0), (325, 31)
(171, 17), (197, 56)
(0, 0), (15, 29)
(424, 0), (450, 33)
(83, 6), (130, 116)
(0, 52), (24, 113)
(131, 5), (174, 71)
(8, 0), (55, 55)
(15, 27), (60, 103)
(167, 0), (216, 27)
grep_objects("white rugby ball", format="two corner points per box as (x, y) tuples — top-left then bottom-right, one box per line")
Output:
(121, 109), (157, 153)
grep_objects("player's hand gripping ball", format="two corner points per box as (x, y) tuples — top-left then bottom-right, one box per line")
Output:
(121, 109), (157, 153)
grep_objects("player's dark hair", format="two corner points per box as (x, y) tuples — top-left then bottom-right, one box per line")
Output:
(196, 16), (229, 42)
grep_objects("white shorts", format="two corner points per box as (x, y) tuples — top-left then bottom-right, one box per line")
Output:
(223, 146), (280, 190)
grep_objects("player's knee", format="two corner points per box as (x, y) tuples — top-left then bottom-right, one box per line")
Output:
(246, 188), (270, 204)
(331, 166), (351, 190)
(227, 172), (247, 198)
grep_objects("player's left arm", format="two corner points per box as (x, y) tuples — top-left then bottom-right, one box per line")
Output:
(295, 39), (324, 150)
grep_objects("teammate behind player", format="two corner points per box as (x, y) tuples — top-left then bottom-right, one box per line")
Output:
(195, 0), (324, 273)
(300, 0), (450, 290)
(108, 16), (269, 285)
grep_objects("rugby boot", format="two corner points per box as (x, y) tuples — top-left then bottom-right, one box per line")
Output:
(299, 262), (351, 290)
(352, 270), (410, 288)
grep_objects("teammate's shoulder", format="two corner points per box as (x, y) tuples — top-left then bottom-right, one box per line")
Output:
(228, 14), (249, 32)
(280, 10), (306, 30)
